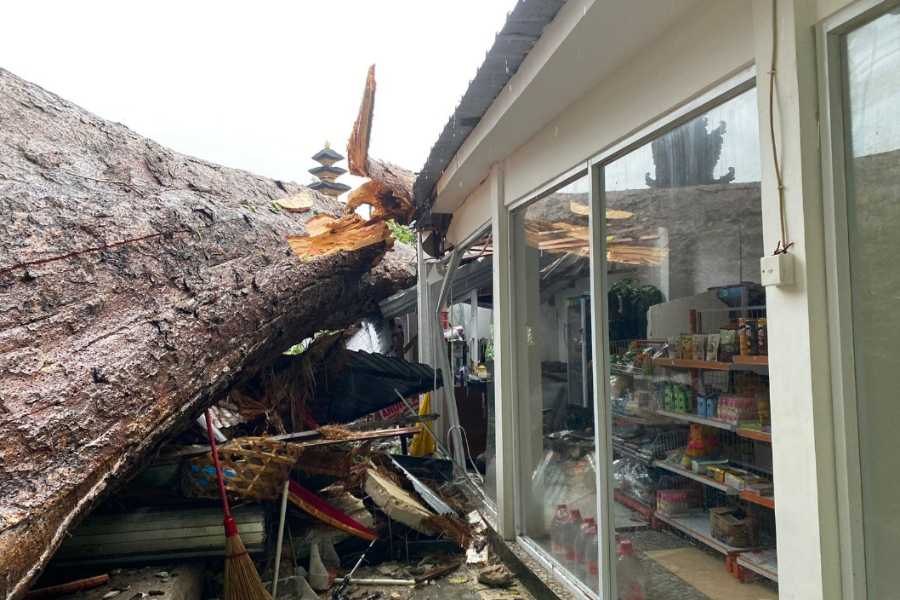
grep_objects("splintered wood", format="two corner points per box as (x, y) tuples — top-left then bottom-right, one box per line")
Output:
(288, 64), (414, 261)
(287, 214), (393, 261)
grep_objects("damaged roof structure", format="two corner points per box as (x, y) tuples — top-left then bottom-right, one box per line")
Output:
(0, 67), (419, 599)
(414, 0), (566, 228)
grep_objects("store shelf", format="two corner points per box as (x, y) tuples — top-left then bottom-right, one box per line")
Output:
(614, 489), (655, 522)
(736, 426), (772, 443)
(652, 460), (738, 495)
(655, 409), (737, 432)
(732, 355), (769, 366)
(737, 549), (778, 582)
(653, 358), (733, 371)
(740, 489), (775, 509)
(655, 511), (761, 554)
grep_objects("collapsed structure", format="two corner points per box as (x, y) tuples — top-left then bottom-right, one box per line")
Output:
(0, 68), (419, 599)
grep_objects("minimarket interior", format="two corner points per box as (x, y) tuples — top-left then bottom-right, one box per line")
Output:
(442, 85), (781, 599)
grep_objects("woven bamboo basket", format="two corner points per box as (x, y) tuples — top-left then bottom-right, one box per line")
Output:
(182, 437), (303, 501)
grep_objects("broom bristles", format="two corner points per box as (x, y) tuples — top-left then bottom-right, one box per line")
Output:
(225, 533), (272, 600)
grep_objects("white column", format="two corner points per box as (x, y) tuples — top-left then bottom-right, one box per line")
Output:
(752, 1), (843, 598)
(490, 163), (517, 539)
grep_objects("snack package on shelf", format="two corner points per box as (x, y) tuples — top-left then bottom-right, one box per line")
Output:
(719, 328), (739, 361)
(692, 334), (707, 361)
(717, 395), (758, 425)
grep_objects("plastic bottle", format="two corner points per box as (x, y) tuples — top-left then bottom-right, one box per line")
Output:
(549, 504), (570, 560)
(308, 542), (331, 591)
(574, 517), (596, 581)
(319, 539), (340, 570)
(583, 521), (599, 595)
(616, 539), (646, 600)
(564, 509), (583, 568)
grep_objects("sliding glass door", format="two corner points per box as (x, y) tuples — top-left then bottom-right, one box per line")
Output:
(510, 174), (599, 595)
(823, 4), (900, 598)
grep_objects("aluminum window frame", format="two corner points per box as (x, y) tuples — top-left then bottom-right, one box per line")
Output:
(588, 65), (758, 600)
(817, 2), (900, 598)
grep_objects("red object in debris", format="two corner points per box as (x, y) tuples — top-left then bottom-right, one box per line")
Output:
(25, 575), (110, 600)
(288, 480), (378, 541)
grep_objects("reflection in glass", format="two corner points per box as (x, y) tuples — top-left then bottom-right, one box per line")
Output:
(602, 88), (778, 598)
(511, 175), (599, 593)
(443, 232), (498, 505)
(844, 10), (900, 598)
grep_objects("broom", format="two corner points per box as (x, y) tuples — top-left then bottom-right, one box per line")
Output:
(204, 410), (273, 600)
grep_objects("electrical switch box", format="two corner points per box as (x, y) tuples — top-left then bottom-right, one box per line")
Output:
(760, 253), (795, 287)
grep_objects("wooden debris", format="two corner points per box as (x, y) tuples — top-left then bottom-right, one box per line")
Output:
(274, 191), (315, 213)
(288, 214), (393, 261)
(288, 65), (414, 260)
(365, 469), (438, 535)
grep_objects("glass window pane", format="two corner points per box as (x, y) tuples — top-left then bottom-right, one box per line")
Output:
(844, 9), (900, 598)
(602, 88), (778, 598)
(444, 231), (498, 505)
(511, 174), (598, 593)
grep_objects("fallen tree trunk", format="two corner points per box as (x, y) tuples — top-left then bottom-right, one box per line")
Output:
(0, 68), (416, 599)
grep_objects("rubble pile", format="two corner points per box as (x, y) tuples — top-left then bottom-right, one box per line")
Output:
(27, 331), (524, 600)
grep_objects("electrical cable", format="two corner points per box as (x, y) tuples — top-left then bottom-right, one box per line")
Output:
(769, 0), (794, 255)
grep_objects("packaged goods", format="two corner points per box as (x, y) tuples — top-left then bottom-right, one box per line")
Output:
(717, 395), (758, 425)
(706, 334), (721, 362)
(710, 506), (758, 547)
(667, 336), (680, 359)
(680, 335), (694, 361)
(757, 394), (771, 428)
(692, 458), (728, 475)
(738, 318), (758, 356)
(692, 334), (707, 361)
(724, 468), (752, 490)
(757, 318), (768, 355)
(706, 396), (719, 419)
(719, 329), (739, 361)
(656, 489), (696, 515)
(707, 466), (729, 483)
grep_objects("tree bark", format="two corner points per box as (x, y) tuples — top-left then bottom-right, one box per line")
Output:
(0, 68), (416, 599)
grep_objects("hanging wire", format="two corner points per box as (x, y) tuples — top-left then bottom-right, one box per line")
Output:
(769, 0), (794, 255)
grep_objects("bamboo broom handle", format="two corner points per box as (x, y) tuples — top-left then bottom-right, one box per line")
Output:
(205, 409), (236, 534)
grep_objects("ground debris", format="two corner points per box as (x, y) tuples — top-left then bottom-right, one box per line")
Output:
(477, 565), (514, 589)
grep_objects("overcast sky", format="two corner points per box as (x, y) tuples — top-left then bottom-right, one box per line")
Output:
(2, 1), (516, 188)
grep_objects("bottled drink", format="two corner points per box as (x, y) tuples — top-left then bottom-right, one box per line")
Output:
(564, 509), (583, 568)
(583, 521), (599, 594)
(616, 539), (646, 600)
(574, 517), (596, 581)
(549, 504), (570, 560)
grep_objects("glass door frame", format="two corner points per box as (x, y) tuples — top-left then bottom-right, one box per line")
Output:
(586, 66), (758, 600)
(507, 165), (596, 599)
(818, 2), (900, 598)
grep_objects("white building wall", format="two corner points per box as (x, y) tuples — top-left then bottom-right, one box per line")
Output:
(435, 0), (865, 598)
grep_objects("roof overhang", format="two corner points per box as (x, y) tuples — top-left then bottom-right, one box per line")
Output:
(416, 0), (702, 218)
